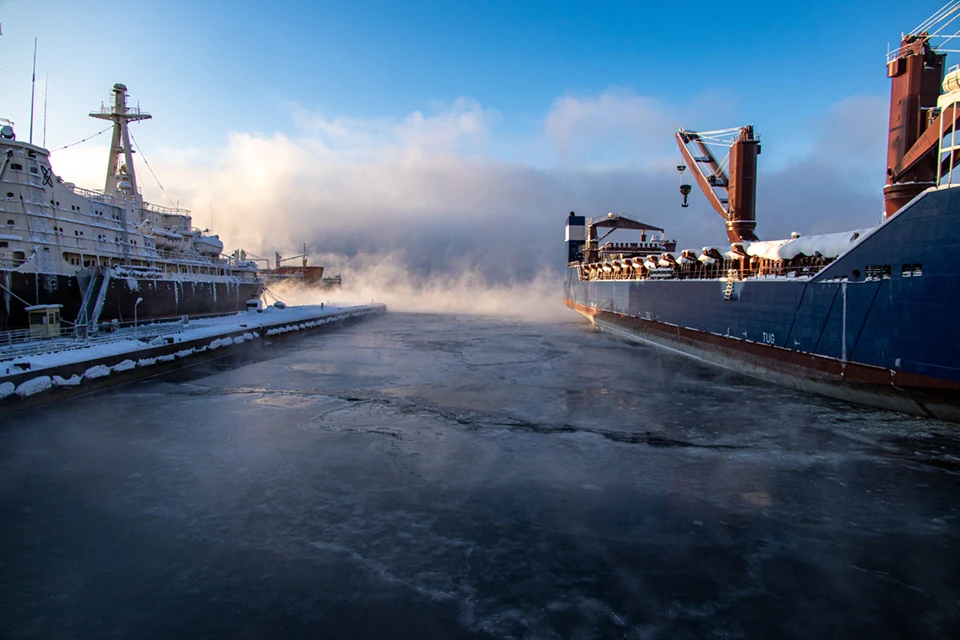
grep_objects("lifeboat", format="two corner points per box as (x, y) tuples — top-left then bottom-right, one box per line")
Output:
(193, 233), (224, 257)
(658, 252), (677, 268)
(643, 256), (658, 271)
(150, 226), (184, 250)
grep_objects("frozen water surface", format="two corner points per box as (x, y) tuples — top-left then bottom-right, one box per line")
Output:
(1, 313), (959, 639)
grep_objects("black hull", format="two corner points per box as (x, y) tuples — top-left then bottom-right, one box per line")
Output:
(0, 271), (263, 330)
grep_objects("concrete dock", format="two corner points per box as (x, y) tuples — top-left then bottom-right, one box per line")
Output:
(0, 303), (386, 412)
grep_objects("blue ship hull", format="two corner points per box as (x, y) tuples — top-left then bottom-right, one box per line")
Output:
(564, 186), (960, 421)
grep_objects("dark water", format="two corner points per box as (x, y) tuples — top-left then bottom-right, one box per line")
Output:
(2, 313), (960, 639)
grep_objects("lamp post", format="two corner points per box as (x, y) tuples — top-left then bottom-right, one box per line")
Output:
(134, 297), (143, 336)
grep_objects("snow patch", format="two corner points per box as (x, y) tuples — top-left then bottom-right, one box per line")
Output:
(232, 336), (245, 345)
(137, 357), (158, 367)
(743, 228), (873, 261)
(175, 349), (194, 358)
(83, 365), (111, 380)
(126, 277), (139, 291)
(53, 374), (82, 387)
(16, 376), (52, 397)
(0, 381), (15, 399)
(112, 359), (136, 372)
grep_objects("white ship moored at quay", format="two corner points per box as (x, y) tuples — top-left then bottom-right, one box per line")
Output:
(0, 83), (262, 331)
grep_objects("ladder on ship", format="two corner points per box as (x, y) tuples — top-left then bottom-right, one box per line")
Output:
(723, 269), (738, 301)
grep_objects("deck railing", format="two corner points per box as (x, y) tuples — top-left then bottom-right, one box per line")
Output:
(0, 320), (188, 362)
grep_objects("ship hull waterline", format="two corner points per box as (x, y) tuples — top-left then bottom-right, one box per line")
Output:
(564, 298), (960, 423)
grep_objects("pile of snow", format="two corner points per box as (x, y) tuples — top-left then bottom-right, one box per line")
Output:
(0, 381), (15, 399)
(744, 228), (873, 261)
(112, 360), (136, 373)
(16, 376), (52, 397)
(83, 365), (111, 380)
(53, 374), (82, 387)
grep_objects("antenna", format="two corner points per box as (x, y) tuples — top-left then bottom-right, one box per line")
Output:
(42, 74), (48, 148)
(28, 38), (36, 145)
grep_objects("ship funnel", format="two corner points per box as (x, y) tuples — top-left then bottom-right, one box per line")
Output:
(565, 212), (586, 264)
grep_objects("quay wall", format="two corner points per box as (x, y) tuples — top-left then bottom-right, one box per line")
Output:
(0, 304), (385, 414)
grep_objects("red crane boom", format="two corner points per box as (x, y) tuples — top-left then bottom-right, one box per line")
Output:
(676, 126), (760, 244)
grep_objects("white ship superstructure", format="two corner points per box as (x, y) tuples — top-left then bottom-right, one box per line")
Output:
(0, 83), (262, 330)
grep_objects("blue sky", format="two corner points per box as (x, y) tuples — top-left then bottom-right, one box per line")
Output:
(0, 0), (949, 276)
(0, 0), (931, 154)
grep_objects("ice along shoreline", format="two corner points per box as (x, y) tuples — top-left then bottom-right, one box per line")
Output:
(0, 303), (386, 413)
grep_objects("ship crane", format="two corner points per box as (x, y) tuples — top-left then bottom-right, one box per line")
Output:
(675, 126), (760, 244)
(274, 243), (309, 269)
(884, 0), (960, 217)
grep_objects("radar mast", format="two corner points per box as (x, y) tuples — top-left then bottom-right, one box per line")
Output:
(90, 83), (151, 196)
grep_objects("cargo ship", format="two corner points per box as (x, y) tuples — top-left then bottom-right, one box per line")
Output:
(242, 246), (343, 290)
(563, 5), (960, 421)
(0, 83), (262, 331)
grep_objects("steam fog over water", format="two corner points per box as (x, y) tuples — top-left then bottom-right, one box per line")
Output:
(2, 313), (959, 638)
(270, 256), (568, 322)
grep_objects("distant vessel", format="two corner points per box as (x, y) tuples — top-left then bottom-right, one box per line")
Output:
(239, 245), (342, 290)
(563, 6), (960, 421)
(0, 83), (262, 330)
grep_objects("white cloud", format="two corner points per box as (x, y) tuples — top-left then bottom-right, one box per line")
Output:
(545, 91), (675, 158)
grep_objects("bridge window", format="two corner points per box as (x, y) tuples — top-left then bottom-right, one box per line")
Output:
(0, 241), (7, 248)
(5, 192), (12, 198)
(10, 163), (21, 171)
(29, 166), (38, 174)
(5, 219), (12, 226)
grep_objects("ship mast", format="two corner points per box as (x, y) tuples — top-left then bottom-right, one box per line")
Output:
(90, 83), (151, 196)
